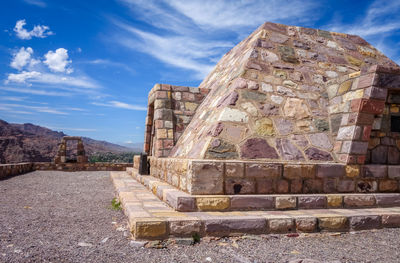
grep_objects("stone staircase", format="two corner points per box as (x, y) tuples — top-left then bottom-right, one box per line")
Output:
(111, 168), (400, 240)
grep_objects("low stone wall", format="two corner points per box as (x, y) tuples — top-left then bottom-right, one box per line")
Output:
(34, 162), (132, 172)
(149, 157), (400, 195)
(0, 163), (34, 179)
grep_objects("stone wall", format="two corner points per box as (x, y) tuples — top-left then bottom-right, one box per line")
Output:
(34, 162), (132, 172)
(0, 163), (34, 179)
(144, 84), (209, 157)
(168, 22), (399, 162)
(149, 156), (400, 195)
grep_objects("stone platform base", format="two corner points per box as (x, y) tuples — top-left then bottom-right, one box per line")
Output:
(127, 168), (400, 212)
(111, 171), (400, 240)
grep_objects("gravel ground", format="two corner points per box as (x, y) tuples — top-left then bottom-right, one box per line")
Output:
(1, 171), (400, 263)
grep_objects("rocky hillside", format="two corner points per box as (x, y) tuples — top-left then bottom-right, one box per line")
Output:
(0, 119), (138, 163)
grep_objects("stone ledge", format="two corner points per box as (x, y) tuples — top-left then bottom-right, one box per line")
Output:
(111, 171), (400, 240)
(129, 168), (400, 212)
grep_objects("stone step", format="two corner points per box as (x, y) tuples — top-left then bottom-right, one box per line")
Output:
(126, 168), (400, 212)
(111, 171), (400, 240)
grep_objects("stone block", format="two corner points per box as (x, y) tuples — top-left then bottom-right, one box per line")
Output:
(323, 179), (337, 193)
(268, 218), (295, 233)
(316, 164), (345, 178)
(225, 178), (256, 194)
(318, 217), (348, 231)
(345, 165), (360, 178)
(189, 162), (224, 194)
(169, 220), (202, 236)
(245, 163), (281, 178)
(276, 180), (289, 193)
(344, 195), (375, 207)
(379, 180), (398, 192)
(290, 179), (303, 193)
(283, 164), (315, 179)
(362, 165), (387, 178)
(230, 196), (274, 210)
(225, 162), (244, 177)
(382, 214), (400, 227)
(295, 217), (317, 232)
(275, 196), (297, 209)
(375, 194), (400, 207)
(205, 218), (266, 235)
(337, 180), (355, 192)
(388, 166), (400, 179)
(303, 179), (323, 193)
(356, 180), (378, 193)
(298, 196), (326, 209)
(196, 197), (230, 211)
(327, 195), (343, 207)
(134, 220), (167, 239)
(256, 179), (274, 194)
(349, 215), (381, 230)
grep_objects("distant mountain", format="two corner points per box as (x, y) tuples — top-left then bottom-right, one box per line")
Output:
(0, 119), (139, 163)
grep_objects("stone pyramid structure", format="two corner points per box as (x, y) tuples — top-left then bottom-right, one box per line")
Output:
(141, 22), (400, 196)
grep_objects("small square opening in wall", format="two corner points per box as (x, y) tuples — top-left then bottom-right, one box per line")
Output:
(391, 115), (400, 132)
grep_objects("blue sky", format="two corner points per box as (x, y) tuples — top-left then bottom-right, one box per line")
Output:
(1, 0), (399, 145)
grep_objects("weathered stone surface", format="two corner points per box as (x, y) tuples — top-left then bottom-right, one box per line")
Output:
(337, 180), (355, 192)
(295, 217), (317, 232)
(245, 163), (281, 178)
(382, 214), (400, 227)
(308, 133), (333, 150)
(217, 91), (239, 107)
(375, 194), (400, 206)
(362, 165), (387, 178)
(356, 180), (378, 193)
(230, 196), (274, 210)
(205, 139), (238, 159)
(240, 138), (279, 159)
(298, 196), (326, 209)
(218, 108), (248, 122)
(316, 164), (345, 178)
(241, 102), (258, 116)
(290, 134), (309, 149)
(225, 162), (244, 177)
(314, 119), (329, 131)
(388, 166), (400, 178)
(268, 218), (295, 233)
(225, 178), (255, 194)
(196, 197), (230, 211)
(371, 145), (388, 164)
(327, 195), (342, 207)
(255, 118), (275, 136)
(275, 118), (294, 135)
(278, 45), (299, 64)
(283, 164), (315, 179)
(304, 179), (323, 193)
(349, 215), (381, 230)
(345, 165), (360, 178)
(259, 103), (280, 116)
(379, 180), (398, 192)
(305, 147), (333, 161)
(318, 217), (348, 231)
(276, 138), (305, 161)
(275, 196), (296, 209)
(169, 220), (202, 236)
(344, 195), (375, 207)
(205, 218), (266, 235)
(134, 221), (167, 239)
(190, 162), (224, 194)
(241, 90), (267, 101)
(284, 98), (310, 119)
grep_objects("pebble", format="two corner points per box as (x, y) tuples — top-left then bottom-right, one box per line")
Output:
(129, 240), (148, 248)
(78, 242), (93, 247)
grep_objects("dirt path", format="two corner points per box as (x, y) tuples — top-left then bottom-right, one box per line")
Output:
(1, 171), (399, 263)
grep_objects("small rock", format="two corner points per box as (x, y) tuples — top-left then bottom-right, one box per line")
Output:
(205, 257), (212, 262)
(116, 227), (125, 231)
(174, 238), (194, 246)
(129, 240), (148, 248)
(78, 242), (93, 247)
(101, 237), (109, 243)
(13, 249), (22, 254)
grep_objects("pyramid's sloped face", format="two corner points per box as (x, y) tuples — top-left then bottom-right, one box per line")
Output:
(170, 22), (399, 161)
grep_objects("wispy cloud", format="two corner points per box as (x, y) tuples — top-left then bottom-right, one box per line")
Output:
(23, 0), (46, 8)
(92, 100), (147, 111)
(14, 19), (53, 40)
(0, 103), (68, 115)
(0, 86), (72, 96)
(47, 126), (97, 132)
(113, 0), (319, 79)
(0, 96), (27, 102)
(81, 59), (136, 74)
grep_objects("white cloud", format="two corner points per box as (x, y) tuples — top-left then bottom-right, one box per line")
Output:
(44, 48), (73, 73)
(14, 19), (53, 40)
(0, 86), (71, 96)
(10, 47), (39, 70)
(83, 59), (136, 74)
(92, 101), (147, 111)
(47, 126), (97, 132)
(23, 0), (46, 7)
(115, 0), (319, 79)
(6, 71), (41, 83)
